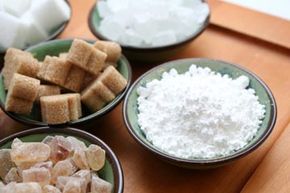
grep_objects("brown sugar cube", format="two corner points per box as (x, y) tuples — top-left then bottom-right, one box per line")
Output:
(67, 39), (106, 75)
(98, 66), (127, 95)
(64, 66), (86, 92)
(38, 56), (71, 86)
(81, 72), (98, 91)
(37, 60), (48, 80)
(3, 48), (40, 89)
(104, 61), (117, 69)
(81, 89), (105, 112)
(94, 41), (122, 63)
(86, 48), (107, 75)
(36, 85), (61, 102)
(40, 95), (70, 124)
(59, 53), (68, 59)
(90, 81), (115, 102)
(8, 73), (40, 101)
(63, 94), (82, 121)
(81, 81), (115, 112)
(67, 39), (93, 69)
(5, 97), (34, 115)
(40, 94), (82, 124)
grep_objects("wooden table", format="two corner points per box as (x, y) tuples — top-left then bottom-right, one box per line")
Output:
(1, 0), (290, 192)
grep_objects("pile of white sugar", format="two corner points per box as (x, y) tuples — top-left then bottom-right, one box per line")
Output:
(97, 0), (209, 47)
(137, 65), (265, 159)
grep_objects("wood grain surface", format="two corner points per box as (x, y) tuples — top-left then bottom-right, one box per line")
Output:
(1, 0), (290, 192)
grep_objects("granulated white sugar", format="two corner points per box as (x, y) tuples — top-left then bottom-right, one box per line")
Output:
(97, 0), (209, 47)
(137, 65), (265, 159)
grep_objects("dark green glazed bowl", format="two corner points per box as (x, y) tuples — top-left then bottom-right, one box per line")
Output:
(0, 127), (124, 193)
(123, 58), (277, 169)
(88, 2), (210, 63)
(0, 0), (72, 54)
(0, 39), (132, 127)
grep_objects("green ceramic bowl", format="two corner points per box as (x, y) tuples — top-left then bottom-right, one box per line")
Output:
(123, 58), (277, 169)
(88, 1), (210, 63)
(0, 39), (132, 127)
(0, 0), (72, 54)
(0, 127), (123, 193)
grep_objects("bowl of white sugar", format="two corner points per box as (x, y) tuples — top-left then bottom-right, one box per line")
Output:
(89, 0), (210, 63)
(123, 58), (277, 169)
(0, 0), (71, 54)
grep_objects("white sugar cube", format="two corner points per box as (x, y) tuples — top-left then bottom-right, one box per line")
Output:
(0, 0), (3, 12)
(21, 12), (49, 45)
(30, 0), (70, 33)
(55, 0), (71, 19)
(2, 0), (31, 17)
(0, 12), (26, 49)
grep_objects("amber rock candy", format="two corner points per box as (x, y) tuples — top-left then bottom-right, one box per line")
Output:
(43, 185), (61, 193)
(62, 181), (81, 193)
(10, 140), (50, 163)
(86, 144), (106, 171)
(72, 170), (91, 185)
(72, 149), (89, 170)
(31, 161), (53, 172)
(4, 167), (22, 183)
(91, 174), (112, 193)
(22, 167), (51, 186)
(56, 176), (87, 193)
(51, 159), (77, 184)
(16, 162), (38, 171)
(44, 136), (72, 164)
(66, 136), (86, 151)
(6, 182), (42, 193)
(0, 149), (15, 180)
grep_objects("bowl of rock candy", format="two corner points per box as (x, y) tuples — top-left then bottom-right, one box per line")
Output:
(89, 0), (210, 63)
(0, 127), (124, 193)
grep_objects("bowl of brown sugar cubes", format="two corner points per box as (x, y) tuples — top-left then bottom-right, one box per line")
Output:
(0, 39), (132, 126)
(0, 127), (124, 193)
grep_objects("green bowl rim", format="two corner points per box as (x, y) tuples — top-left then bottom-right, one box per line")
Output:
(88, 1), (210, 52)
(0, 0), (72, 54)
(0, 127), (124, 193)
(0, 39), (132, 127)
(123, 58), (277, 166)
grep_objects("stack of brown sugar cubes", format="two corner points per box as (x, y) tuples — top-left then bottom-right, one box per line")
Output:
(3, 49), (41, 114)
(2, 39), (127, 125)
